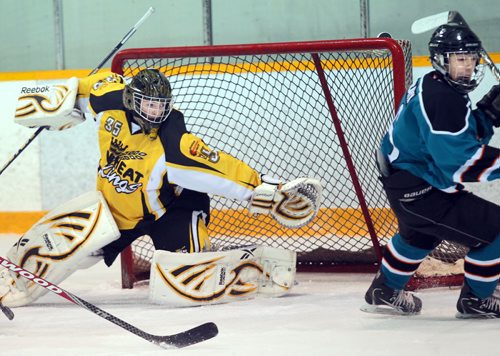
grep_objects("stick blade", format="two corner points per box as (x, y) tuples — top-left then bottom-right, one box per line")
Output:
(154, 322), (219, 349)
(411, 11), (451, 34)
(0, 303), (14, 320)
(447, 11), (468, 26)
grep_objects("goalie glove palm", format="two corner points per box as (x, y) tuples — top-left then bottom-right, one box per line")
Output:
(249, 177), (322, 228)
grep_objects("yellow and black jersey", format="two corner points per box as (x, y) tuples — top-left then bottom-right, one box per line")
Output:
(77, 72), (261, 230)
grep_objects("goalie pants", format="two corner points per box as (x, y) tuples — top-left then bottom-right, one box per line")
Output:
(102, 189), (211, 266)
(378, 168), (500, 297)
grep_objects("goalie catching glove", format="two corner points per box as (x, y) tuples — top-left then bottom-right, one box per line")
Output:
(249, 175), (323, 228)
(14, 77), (84, 131)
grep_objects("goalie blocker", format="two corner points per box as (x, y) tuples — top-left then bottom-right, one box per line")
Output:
(149, 246), (296, 306)
(14, 77), (85, 131)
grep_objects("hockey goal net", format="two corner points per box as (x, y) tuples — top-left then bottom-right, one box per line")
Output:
(111, 38), (467, 289)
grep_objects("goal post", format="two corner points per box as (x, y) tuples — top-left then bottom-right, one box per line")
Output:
(111, 38), (464, 289)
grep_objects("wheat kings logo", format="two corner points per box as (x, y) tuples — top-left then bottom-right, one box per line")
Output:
(98, 138), (147, 194)
(99, 138), (147, 194)
(99, 164), (143, 194)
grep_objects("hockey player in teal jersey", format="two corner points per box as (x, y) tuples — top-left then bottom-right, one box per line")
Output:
(362, 23), (500, 318)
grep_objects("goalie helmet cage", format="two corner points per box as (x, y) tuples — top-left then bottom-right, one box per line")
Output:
(111, 38), (466, 290)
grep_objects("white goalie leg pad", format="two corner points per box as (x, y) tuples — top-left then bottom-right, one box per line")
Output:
(149, 246), (296, 307)
(0, 191), (120, 307)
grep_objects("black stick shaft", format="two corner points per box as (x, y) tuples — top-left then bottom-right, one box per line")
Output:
(0, 127), (45, 176)
(0, 7), (155, 177)
(0, 255), (217, 348)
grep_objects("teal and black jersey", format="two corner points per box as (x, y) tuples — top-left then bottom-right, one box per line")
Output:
(381, 71), (499, 192)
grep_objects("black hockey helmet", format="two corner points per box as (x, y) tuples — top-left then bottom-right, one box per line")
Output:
(123, 68), (174, 133)
(428, 24), (484, 93)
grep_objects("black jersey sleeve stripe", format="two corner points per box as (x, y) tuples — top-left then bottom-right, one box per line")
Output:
(461, 146), (500, 182)
(161, 111), (223, 174)
(167, 144), (223, 173)
(90, 89), (126, 114)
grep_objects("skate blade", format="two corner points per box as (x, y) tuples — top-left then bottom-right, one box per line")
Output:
(455, 312), (499, 319)
(360, 303), (420, 316)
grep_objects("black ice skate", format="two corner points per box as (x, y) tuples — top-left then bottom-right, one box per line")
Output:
(456, 283), (500, 319)
(361, 272), (422, 315)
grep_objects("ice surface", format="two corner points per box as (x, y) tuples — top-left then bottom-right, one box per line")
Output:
(0, 234), (498, 356)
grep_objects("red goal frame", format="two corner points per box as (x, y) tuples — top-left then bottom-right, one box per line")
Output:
(111, 38), (420, 289)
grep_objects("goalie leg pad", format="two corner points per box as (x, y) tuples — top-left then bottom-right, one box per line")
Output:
(0, 191), (120, 307)
(149, 246), (296, 307)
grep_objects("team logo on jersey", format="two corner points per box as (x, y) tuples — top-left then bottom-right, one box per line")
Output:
(100, 138), (146, 194)
(189, 140), (220, 163)
(99, 165), (143, 194)
(107, 138), (128, 164)
(107, 138), (146, 164)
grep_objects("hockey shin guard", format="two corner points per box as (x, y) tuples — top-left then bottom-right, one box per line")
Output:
(381, 234), (432, 290)
(464, 234), (500, 299)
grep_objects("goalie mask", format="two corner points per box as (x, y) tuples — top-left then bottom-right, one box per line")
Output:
(123, 68), (174, 134)
(428, 24), (485, 93)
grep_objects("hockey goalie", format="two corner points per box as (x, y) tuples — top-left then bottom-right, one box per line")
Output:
(0, 69), (323, 307)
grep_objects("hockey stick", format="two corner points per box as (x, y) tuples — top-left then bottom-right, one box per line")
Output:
(88, 6), (155, 76)
(411, 11), (500, 82)
(0, 127), (46, 176)
(0, 255), (218, 348)
(0, 301), (14, 320)
(0, 6), (156, 177)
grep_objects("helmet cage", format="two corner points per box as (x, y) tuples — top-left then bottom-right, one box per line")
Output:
(432, 51), (485, 93)
(130, 89), (174, 124)
(428, 24), (485, 93)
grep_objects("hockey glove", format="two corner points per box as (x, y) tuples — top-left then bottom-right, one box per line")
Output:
(249, 175), (323, 228)
(477, 84), (500, 127)
(14, 77), (85, 130)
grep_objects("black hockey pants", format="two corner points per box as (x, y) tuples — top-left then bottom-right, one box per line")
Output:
(378, 166), (500, 251)
(102, 189), (211, 266)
